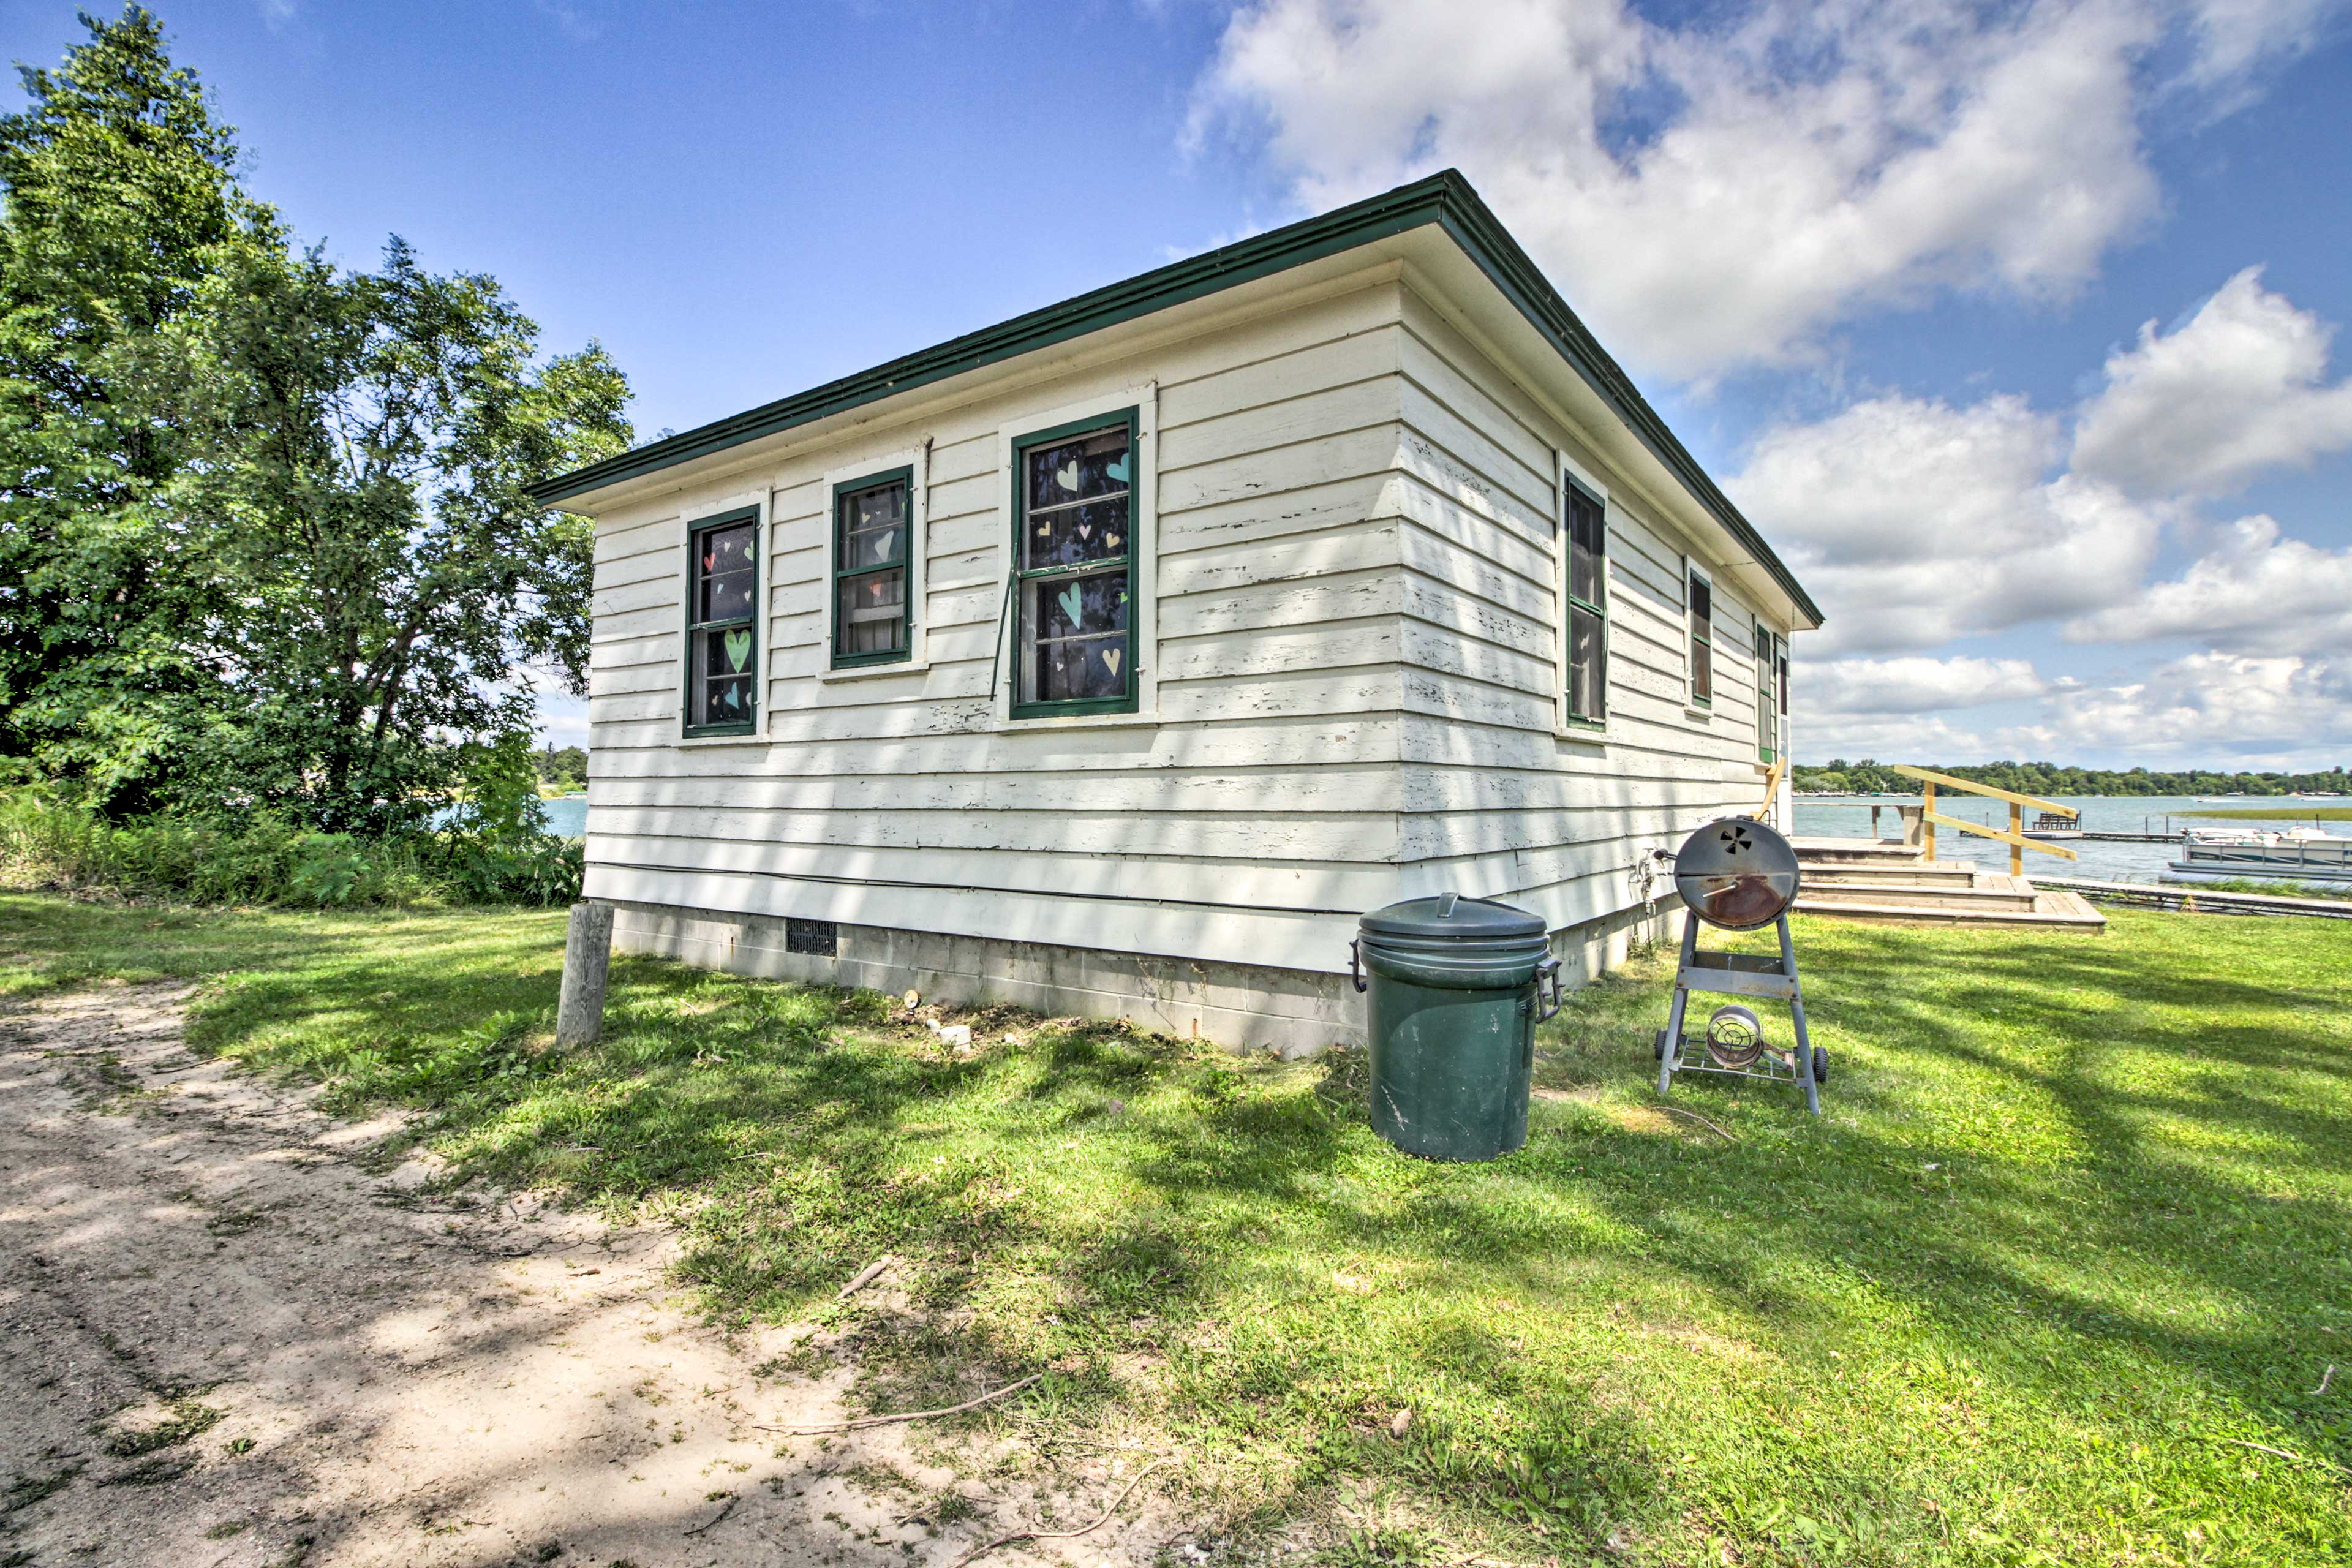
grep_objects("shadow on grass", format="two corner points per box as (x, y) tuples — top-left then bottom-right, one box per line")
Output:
(6, 893), (2348, 1561)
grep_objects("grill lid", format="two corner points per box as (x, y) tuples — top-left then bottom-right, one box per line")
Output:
(1672, 817), (1801, 930)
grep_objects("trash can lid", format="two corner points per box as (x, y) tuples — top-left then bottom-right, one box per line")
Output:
(1358, 892), (1547, 940)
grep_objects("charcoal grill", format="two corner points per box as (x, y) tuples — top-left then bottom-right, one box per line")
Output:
(1653, 816), (1826, 1114)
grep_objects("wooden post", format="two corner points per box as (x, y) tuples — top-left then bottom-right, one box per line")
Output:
(2010, 801), (2024, 876)
(1923, 782), (1936, 862)
(556, 900), (614, 1049)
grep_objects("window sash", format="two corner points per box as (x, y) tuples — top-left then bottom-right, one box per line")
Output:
(1775, 636), (1791, 760)
(1755, 624), (1776, 762)
(831, 467), (914, 668)
(1564, 481), (1607, 724)
(1011, 409), (1139, 718)
(1687, 568), (1713, 706)
(684, 509), (760, 736)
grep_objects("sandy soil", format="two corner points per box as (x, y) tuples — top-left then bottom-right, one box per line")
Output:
(0, 982), (1183, 1568)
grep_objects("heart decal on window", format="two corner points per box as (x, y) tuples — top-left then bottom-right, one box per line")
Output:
(723, 629), (752, 673)
(1057, 584), (1083, 627)
(1055, 461), (1081, 493)
(1106, 455), (1130, 484)
(1102, 648), (1122, 679)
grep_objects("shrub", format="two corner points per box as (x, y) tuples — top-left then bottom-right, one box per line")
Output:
(0, 786), (578, 908)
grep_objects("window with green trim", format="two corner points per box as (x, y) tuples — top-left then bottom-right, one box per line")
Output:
(1775, 633), (1790, 760)
(685, 508), (759, 734)
(1564, 480), (1607, 723)
(1755, 622), (1776, 762)
(832, 467), (913, 666)
(1686, 564), (1713, 707)
(1011, 409), (1137, 718)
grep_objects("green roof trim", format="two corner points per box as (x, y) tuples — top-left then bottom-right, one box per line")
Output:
(533, 170), (1820, 625)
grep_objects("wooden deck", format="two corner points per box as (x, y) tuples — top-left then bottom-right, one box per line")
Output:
(1792, 839), (2106, 931)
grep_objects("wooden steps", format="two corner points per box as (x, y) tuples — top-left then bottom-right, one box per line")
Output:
(1793, 841), (2106, 931)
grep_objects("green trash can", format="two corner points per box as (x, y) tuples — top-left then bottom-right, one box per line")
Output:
(1350, 893), (1562, 1161)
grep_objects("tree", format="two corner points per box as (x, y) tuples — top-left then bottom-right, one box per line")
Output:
(0, 6), (260, 808)
(534, 745), (587, 787)
(0, 9), (631, 830)
(156, 236), (631, 831)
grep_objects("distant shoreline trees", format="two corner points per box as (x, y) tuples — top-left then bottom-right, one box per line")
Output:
(1793, 760), (2352, 797)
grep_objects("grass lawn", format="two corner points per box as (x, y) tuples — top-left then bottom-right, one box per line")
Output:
(2, 893), (2348, 1566)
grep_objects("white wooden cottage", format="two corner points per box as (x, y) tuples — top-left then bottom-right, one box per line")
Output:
(533, 172), (1819, 1054)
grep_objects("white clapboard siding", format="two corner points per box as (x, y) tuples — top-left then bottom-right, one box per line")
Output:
(584, 277), (1422, 967)
(581, 265), (1799, 985)
(1390, 287), (1787, 936)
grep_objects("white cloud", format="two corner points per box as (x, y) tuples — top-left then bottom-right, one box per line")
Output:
(2066, 514), (2352, 653)
(1191, 0), (2337, 379)
(533, 693), (590, 747)
(2071, 266), (2352, 497)
(1726, 393), (2165, 654)
(2052, 650), (2352, 755)
(2183, 0), (2344, 91)
(1801, 655), (2049, 715)
(1796, 711), (1998, 764)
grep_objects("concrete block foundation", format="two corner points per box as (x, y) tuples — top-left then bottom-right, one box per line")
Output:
(607, 898), (1683, 1058)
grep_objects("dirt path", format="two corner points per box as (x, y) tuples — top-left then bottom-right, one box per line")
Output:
(0, 982), (1180, 1568)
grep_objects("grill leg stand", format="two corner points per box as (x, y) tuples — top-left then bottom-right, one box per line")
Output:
(1656, 916), (1699, 1096)
(1781, 914), (1819, 1116)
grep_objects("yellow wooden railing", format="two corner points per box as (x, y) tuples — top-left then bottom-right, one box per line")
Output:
(1750, 755), (1787, 823)
(1889, 766), (2079, 875)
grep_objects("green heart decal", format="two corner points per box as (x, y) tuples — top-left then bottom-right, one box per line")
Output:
(723, 629), (752, 672)
(1106, 455), (1130, 484)
(1057, 584), (1083, 628)
(1055, 460), (1081, 493)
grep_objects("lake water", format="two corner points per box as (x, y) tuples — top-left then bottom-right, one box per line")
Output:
(540, 794), (588, 837)
(1792, 794), (2351, 884)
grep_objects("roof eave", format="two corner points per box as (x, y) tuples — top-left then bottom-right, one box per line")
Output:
(532, 170), (1822, 629)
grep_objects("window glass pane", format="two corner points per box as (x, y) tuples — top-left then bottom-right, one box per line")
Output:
(1024, 425), (1131, 514)
(839, 481), (907, 571)
(1020, 567), (1130, 704)
(1025, 497), (1129, 571)
(1688, 573), (1711, 628)
(1692, 636), (1711, 701)
(1567, 489), (1604, 606)
(1569, 604), (1605, 719)
(836, 568), (906, 655)
(697, 521), (757, 624)
(693, 625), (756, 726)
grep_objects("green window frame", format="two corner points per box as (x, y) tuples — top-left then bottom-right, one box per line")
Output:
(1563, 478), (1608, 726)
(1775, 633), (1791, 761)
(1755, 622), (1776, 763)
(1687, 563), (1713, 708)
(831, 465), (914, 668)
(682, 506), (760, 737)
(1009, 407), (1139, 720)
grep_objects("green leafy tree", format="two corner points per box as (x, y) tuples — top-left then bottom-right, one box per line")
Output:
(0, 6), (262, 808)
(155, 236), (631, 830)
(534, 744), (587, 788)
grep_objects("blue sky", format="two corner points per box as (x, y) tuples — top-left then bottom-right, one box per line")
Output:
(6, 0), (2349, 769)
